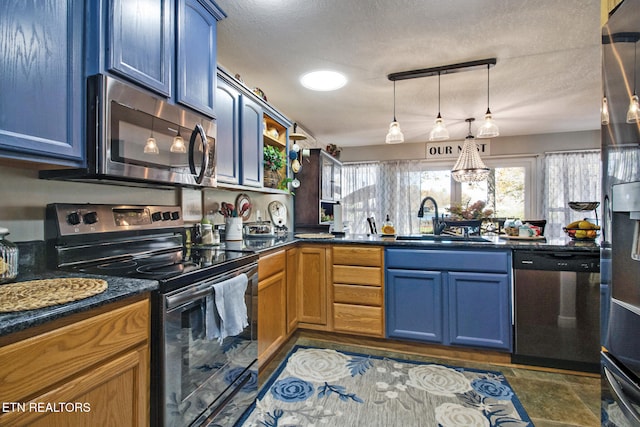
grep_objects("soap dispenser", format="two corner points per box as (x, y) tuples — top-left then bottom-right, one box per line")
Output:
(381, 215), (396, 235)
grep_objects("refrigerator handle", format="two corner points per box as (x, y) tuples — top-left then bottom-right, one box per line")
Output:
(603, 194), (611, 242)
(604, 365), (640, 424)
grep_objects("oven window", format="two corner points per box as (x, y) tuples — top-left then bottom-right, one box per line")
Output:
(163, 294), (255, 412)
(110, 101), (192, 172)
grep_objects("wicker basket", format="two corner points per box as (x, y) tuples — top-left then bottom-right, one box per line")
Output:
(504, 227), (519, 236)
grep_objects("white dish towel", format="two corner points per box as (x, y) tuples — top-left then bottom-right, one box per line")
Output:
(206, 273), (249, 343)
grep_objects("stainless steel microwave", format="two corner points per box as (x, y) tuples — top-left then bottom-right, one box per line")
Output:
(41, 74), (216, 188)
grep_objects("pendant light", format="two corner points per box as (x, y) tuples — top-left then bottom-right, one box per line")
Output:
(170, 128), (186, 153)
(477, 64), (499, 139)
(144, 117), (159, 154)
(385, 80), (404, 144)
(429, 72), (450, 141)
(452, 118), (490, 183)
(627, 42), (640, 123)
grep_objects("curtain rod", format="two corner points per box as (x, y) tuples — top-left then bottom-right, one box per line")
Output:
(543, 149), (600, 155)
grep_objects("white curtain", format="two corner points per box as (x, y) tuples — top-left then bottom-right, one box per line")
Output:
(342, 160), (439, 235)
(543, 150), (601, 240)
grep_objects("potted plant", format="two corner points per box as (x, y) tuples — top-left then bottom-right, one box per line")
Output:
(263, 145), (285, 188)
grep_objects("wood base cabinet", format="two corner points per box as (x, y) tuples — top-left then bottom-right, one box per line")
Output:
(297, 245), (328, 328)
(258, 250), (287, 367)
(0, 296), (150, 426)
(332, 246), (384, 337)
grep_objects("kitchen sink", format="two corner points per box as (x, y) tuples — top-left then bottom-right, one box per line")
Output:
(395, 235), (491, 243)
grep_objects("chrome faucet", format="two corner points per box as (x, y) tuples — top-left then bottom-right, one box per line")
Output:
(417, 196), (446, 235)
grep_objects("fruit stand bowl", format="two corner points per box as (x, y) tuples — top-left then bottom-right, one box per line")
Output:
(563, 227), (600, 241)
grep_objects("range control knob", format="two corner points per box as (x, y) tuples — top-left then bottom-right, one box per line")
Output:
(171, 211), (180, 221)
(83, 211), (99, 225)
(67, 212), (81, 226)
(151, 212), (162, 222)
(162, 211), (171, 221)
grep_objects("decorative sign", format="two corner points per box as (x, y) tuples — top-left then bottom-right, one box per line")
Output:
(425, 140), (491, 159)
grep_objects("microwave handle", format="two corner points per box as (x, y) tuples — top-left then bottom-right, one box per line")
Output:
(188, 123), (209, 185)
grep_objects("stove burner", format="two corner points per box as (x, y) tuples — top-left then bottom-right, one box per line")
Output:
(136, 261), (199, 276)
(97, 260), (138, 270)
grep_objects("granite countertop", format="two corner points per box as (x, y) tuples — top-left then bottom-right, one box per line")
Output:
(246, 233), (601, 254)
(0, 270), (158, 338)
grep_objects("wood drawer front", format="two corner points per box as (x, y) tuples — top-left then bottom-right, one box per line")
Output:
(333, 303), (383, 336)
(333, 265), (381, 286)
(333, 284), (382, 306)
(259, 249), (286, 280)
(0, 298), (149, 403)
(333, 246), (382, 267)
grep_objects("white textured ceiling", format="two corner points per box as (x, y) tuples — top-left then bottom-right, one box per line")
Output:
(215, 0), (602, 147)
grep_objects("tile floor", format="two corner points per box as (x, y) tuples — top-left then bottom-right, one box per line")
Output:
(260, 336), (601, 427)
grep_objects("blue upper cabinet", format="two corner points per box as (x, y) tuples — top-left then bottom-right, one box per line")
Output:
(240, 95), (264, 187)
(100, 0), (225, 117)
(107, 0), (173, 96)
(215, 77), (240, 185)
(177, 0), (223, 117)
(0, 0), (84, 166)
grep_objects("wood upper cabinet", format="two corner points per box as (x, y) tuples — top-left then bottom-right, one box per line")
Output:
(332, 246), (384, 337)
(0, 296), (150, 426)
(298, 245), (328, 326)
(0, 0), (84, 166)
(258, 250), (287, 367)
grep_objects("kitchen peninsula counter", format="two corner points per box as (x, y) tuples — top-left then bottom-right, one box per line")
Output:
(246, 233), (600, 254)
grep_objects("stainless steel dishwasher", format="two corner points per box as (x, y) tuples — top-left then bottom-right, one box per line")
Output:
(512, 250), (600, 372)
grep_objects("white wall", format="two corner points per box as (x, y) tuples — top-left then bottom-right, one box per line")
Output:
(339, 130), (600, 162)
(0, 164), (293, 242)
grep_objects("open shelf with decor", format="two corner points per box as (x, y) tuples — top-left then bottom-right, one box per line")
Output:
(263, 114), (289, 189)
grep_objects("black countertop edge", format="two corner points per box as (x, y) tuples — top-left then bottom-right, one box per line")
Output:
(0, 271), (158, 338)
(245, 233), (601, 253)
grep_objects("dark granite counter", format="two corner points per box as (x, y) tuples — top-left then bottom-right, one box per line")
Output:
(240, 233), (601, 254)
(0, 242), (158, 338)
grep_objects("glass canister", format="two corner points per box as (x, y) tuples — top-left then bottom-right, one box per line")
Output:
(0, 227), (18, 284)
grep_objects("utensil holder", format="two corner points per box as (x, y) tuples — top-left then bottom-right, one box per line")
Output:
(225, 217), (243, 241)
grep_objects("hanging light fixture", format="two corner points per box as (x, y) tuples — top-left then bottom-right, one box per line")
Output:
(170, 128), (186, 153)
(144, 117), (159, 154)
(429, 71), (450, 141)
(385, 80), (404, 144)
(477, 64), (499, 138)
(628, 42), (640, 123)
(601, 95), (610, 125)
(452, 118), (490, 183)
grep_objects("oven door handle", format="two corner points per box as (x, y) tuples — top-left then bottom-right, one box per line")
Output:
(188, 123), (209, 185)
(165, 265), (257, 311)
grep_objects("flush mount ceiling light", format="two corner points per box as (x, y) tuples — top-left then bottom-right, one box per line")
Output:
(429, 71), (450, 141)
(388, 58), (497, 142)
(300, 70), (347, 91)
(477, 64), (499, 138)
(385, 80), (405, 144)
(451, 118), (490, 183)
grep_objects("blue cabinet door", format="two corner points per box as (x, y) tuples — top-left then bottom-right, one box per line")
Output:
(447, 271), (512, 351)
(215, 79), (240, 184)
(386, 269), (443, 343)
(108, 0), (173, 96)
(0, 0), (84, 165)
(240, 95), (263, 187)
(177, 0), (220, 117)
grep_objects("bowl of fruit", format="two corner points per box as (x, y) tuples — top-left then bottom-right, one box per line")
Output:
(563, 220), (600, 240)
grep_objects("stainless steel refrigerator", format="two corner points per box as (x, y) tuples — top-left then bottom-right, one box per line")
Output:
(602, 0), (640, 425)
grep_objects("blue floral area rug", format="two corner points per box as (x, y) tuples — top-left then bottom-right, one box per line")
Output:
(237, 345), (532, 427)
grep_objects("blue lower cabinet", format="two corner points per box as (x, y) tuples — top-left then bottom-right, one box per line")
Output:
(385, 248), (513, 352)
(386, 269), (443, 343)
(447, 271), (511, 351)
